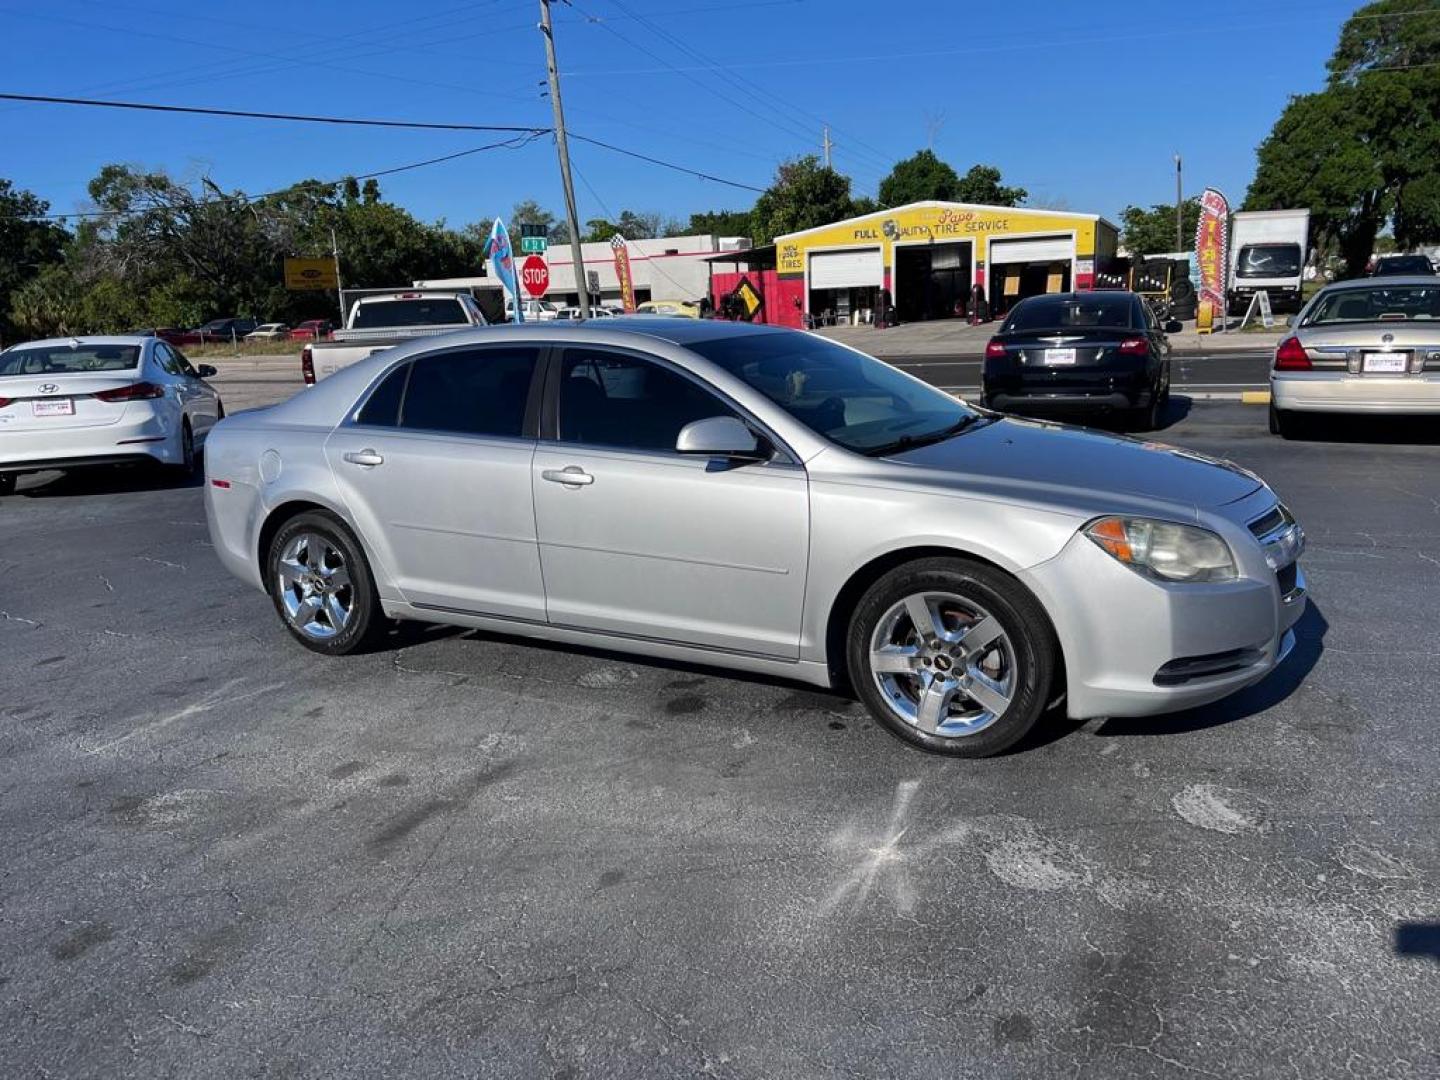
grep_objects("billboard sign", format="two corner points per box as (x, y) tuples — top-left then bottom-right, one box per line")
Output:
(284, 257), (337, 291)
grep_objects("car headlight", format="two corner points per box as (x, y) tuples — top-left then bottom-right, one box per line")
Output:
(1085, 517), (1237, 583)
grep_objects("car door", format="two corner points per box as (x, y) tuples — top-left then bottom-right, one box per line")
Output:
(531, 345), (809, 658)
(324, 343), (548, 620)
(157, 343), (221, 434)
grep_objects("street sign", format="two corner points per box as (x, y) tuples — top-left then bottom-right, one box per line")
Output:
(520, 236), (548, 254)
(586, 270), (601, 295)
(284, 256), (337, 291)
(521, 254), (549, 298)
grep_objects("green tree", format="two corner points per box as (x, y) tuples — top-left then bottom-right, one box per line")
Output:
(953, 164), (1027, 207)
(0, 179), (69, 344)
(1121, 198), (1201, 256)
(1246, 0), (1440, 276)
(750, 155), (857, 243)
(687, 208), (752, 237)
(877, 149), (961, 208)
(508, 199), (571, 245)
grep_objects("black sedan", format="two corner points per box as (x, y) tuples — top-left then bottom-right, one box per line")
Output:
(980, 291), (1180, 431)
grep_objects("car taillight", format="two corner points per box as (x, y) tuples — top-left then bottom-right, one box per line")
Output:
(984, 339), (1007, 360)
(1274, 336), (1311, 371)
(302, 345), (315, 385)
(0, 397), (11, 409)
(93, 381), (165, 402)
(1118, 338), (1149, 357)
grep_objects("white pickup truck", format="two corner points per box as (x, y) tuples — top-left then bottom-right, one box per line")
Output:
(301, 290), (487, 385)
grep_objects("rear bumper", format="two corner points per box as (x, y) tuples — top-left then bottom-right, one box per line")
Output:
(0, 412), (180, 472)
(1272, 372), (1440, 414)
(988, 390), (1143, 411)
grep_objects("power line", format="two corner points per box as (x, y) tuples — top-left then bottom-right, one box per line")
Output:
(568, 133), (766, 192)
(30, 133), (549, 221)
(0, 92), (549, 133)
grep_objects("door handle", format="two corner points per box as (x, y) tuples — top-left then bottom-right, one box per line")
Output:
(343, 449), (384, 467)
(542, 466), (593, 487)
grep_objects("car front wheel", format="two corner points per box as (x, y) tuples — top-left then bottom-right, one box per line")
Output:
(846, 557), (1058, 757)
(267, 511), (385, 655)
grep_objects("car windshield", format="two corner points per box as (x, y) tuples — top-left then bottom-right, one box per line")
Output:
(1237, 244), (1301, 277)
(1303, 285), (1440, 325)
(1002, 295), (1134, 332)
(0, 344), (141, 375)
(688, 332), (978, 455)
(352, 298), (466, 328)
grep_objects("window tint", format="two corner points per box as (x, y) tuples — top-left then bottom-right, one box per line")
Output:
(399, 347), (538, 437)
(557, 349), (736, 451)
(355, 363), (409, 427)
(1002, 295), (1134, 331)
(153, 343), (183, 375)
(351, 297), (468, 329)
(0, 345), (140, 375)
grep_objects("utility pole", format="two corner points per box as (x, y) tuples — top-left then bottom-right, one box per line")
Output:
(539, 0), (589, 317)
(330, 227), (344, 324)
(1174, 153), (1183, 252)
(822, 124), (832, 169)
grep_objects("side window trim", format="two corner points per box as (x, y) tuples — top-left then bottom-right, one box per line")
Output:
(545, 343), (798, 464)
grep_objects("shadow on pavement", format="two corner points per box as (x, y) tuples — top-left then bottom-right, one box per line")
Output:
(1394, 922), (1440, 963)
(1098, 602), (1328, 738)
(12, 464), (203, 499)
(1287, 414), (1440, 446)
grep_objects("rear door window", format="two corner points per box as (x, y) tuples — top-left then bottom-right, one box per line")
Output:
(354, 363), (410, 427)
(398, 347), (539, 438)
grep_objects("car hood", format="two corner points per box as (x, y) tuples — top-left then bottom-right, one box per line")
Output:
(885, 416), (1263, 512)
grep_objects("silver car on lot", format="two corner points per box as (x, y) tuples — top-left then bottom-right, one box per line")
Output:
(1270, 275), (1440, 437)
(205, 320), (1307, 756)
(1, 335), (223, 494)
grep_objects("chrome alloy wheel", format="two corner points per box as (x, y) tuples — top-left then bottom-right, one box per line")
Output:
(868, 591), (1017, 737)
(276, 533), (353, 641)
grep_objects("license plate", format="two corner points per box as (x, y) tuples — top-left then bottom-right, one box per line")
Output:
(32, 399), (74, 417)
(1042, 348), (1077, 365)
(1362, 351), (1408, 373)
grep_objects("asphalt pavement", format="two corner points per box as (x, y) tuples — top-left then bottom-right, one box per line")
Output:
(2, 401), (1437, 1079)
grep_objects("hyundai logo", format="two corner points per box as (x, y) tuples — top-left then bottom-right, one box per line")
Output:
(1382, 333), (1394, 343)
(37, 383), (60, 394)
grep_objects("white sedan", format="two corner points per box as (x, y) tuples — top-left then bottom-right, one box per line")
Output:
(244, 323), (291, 341)
(0, 335), (223, 495)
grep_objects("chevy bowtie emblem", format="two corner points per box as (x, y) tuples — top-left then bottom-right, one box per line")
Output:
(38, 383), (60, 394)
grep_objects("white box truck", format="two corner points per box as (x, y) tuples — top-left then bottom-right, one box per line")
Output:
(1228, 209), (1310, 314)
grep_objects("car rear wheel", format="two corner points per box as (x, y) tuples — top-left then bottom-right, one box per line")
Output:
(1270, 402), (1306, 440)
(0, 474), (15, 497)
(267, 511), (385, 655)
(846, 558), (1057, 757)
(169, 420), (196, 478)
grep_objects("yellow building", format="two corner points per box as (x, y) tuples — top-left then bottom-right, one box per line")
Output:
(772, 201), (1120, 326)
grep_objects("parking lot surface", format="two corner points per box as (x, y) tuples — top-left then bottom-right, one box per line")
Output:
(2, 401), (1437, 1078)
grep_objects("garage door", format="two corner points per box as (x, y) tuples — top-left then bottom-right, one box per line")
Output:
(988, 236), (1075, 264)
(809, 248), (882, 289)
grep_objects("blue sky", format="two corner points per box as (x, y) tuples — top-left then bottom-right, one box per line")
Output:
(1, 0), (1359, 231)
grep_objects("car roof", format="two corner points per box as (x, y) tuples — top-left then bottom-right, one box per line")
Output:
(1014, 291), (1138, 303)
(2, 335), (151, 351)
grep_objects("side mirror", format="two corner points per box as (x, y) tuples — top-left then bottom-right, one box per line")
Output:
(675, 416), (768, 461)
(196, 364), (217, 378)
(1163, 320), (1184, 334)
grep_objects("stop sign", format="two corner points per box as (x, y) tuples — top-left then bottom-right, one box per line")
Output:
(521, 254), (549, 298)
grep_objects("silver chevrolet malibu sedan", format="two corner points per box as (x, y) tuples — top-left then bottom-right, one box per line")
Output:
(205, 320), (1307, 756)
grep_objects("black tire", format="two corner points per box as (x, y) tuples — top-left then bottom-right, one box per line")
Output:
(170, 420), (196, 479)
(1170, 278), (1195, 303)
(266, 510), (386, 656)
(846, 557), (1058, 757)
(0, 473), (15, 497)
(1128, 387), (1163, 432)
(1270, 402), (1306, 440)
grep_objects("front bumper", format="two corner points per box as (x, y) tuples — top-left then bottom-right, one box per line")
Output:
(1020, 525), (1306, 719)
(1272, 372), (1440, 414)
